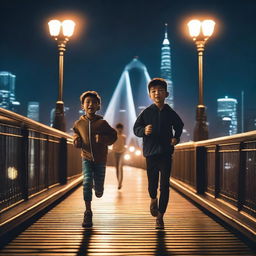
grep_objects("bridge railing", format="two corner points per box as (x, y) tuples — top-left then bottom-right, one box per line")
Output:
(0, 108), (82, 213)
(172, 131), (256, 242)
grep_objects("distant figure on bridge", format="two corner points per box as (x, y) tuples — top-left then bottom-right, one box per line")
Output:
(133, 78), (184, 229)
(73, 91), (117, 228)
(112, 123), (127, 189)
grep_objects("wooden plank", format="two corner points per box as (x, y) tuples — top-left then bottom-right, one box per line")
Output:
(0, 166), (255, 256)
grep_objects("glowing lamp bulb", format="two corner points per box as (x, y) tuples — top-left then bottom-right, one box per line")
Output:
(62, 20), (76, 37)
(187, 19), (201, 37)
(202, 20), (215, 37)
(124, 154), (131, 160)
(135, 150), (141, 156)
(48, 20), (61, 36)
(129, 146), (135, 152)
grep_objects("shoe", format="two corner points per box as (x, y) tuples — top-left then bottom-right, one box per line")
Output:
(118, 182), (122, 190)
(82, 210), (93, 228)
(95, 191), (103, 198)
(156, 216), (164, 229)
(150, 199), (158, 217)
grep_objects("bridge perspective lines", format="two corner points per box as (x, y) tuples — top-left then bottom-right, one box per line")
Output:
(0, 166), (255, 256)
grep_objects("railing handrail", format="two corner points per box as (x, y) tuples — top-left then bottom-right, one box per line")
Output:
(177, 130), (256, 149)
(0, 107), (71, 138)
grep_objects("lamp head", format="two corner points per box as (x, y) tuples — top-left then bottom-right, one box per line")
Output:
(48, 19), (76, 38)
(202, 20), (215, 37)
(48, 20), (61, 37)
(62, 20), (76, 37)
(187, 19), (215, 40)
(187, 19), (201, 38)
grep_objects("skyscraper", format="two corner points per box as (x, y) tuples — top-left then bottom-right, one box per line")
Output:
(217, 96), (238, 135)
(0, 71), (20, 112)
(27, 101), (39, 122)
(160, 23), (173, 108)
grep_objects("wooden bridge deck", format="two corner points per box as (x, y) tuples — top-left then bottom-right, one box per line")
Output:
(1, 166), (255, 256)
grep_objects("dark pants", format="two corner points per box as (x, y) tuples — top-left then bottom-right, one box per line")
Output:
(146, 154), (172, 214)
(114, 152), (123, 187)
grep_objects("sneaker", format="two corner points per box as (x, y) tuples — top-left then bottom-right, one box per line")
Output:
(150, 199), (158, 217)
(95, 191), (103, 198)
(156, 216), (164, 229)
(82, 210), (93, 228)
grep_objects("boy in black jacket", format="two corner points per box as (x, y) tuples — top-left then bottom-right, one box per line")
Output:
(133, 78), (184, 229)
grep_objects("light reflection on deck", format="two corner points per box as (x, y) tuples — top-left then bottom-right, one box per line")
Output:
(0, 166), (255, 255)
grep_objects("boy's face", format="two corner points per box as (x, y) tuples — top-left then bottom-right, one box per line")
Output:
(117, 127), (123, 133)
(82, 96), (99, 115)
(149, 85), (168, 104)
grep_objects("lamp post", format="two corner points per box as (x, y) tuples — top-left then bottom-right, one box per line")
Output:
(187, 19), (215, 141)
(48, 19), (75, 131)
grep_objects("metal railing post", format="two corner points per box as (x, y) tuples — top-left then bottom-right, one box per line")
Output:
(238, 142), (246, 211)
(20, 126), (29, 201)
(59, 137), (67, 185)
(196, 146), (207, 194)
(214, 145), (220, 198)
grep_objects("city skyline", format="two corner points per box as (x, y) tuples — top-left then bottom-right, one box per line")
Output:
(1, 0), (256, 137)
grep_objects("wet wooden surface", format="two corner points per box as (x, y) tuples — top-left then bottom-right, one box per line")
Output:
(1, 166), (255, 255)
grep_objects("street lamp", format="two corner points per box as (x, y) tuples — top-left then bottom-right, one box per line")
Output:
(48, 19), (75, 131)
(187, 19), (215, 141)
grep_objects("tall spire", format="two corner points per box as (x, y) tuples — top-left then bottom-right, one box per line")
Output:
(163, 23), (170, 45)
(165, 23), (168, 38)
(160, 23), (174, 108)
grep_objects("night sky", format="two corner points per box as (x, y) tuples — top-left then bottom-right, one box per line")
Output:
(1, 0), (256, 137)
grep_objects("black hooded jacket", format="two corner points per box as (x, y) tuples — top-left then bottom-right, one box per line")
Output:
(133, 104), (184, 157)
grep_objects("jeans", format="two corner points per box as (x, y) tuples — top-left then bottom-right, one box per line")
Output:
(82, 158), (106, 201)
(146, 154), (172, 214)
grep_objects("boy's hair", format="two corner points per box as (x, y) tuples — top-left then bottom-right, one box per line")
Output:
(80, 91), (101, 105)
(116, 123), (124, 129)
(148, 78), (167, 92)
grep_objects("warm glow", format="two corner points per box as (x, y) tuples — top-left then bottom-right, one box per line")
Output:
(135, 150), (141, 156)
(62, 20), (76, 37)
(124, 154), (131, 160)
(48, 20), (61, 36)
(202, 20), (215, 37)
(129, 146), (135, 152)
(187, 19), (201, 37)
(8, 166), (18, 180)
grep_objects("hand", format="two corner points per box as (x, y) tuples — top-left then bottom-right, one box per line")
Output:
(171, 138), (178, 146)
(74, 137), (82, 148)
(95, 134), (100, 143)
(144, 124), (153, 135)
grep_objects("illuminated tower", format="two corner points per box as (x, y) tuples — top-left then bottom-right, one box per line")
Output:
(0, 71), (20, 112)
(160, 23), (173, 108)
(217, 96), (238, 135)
(104, 57), (151, 146)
